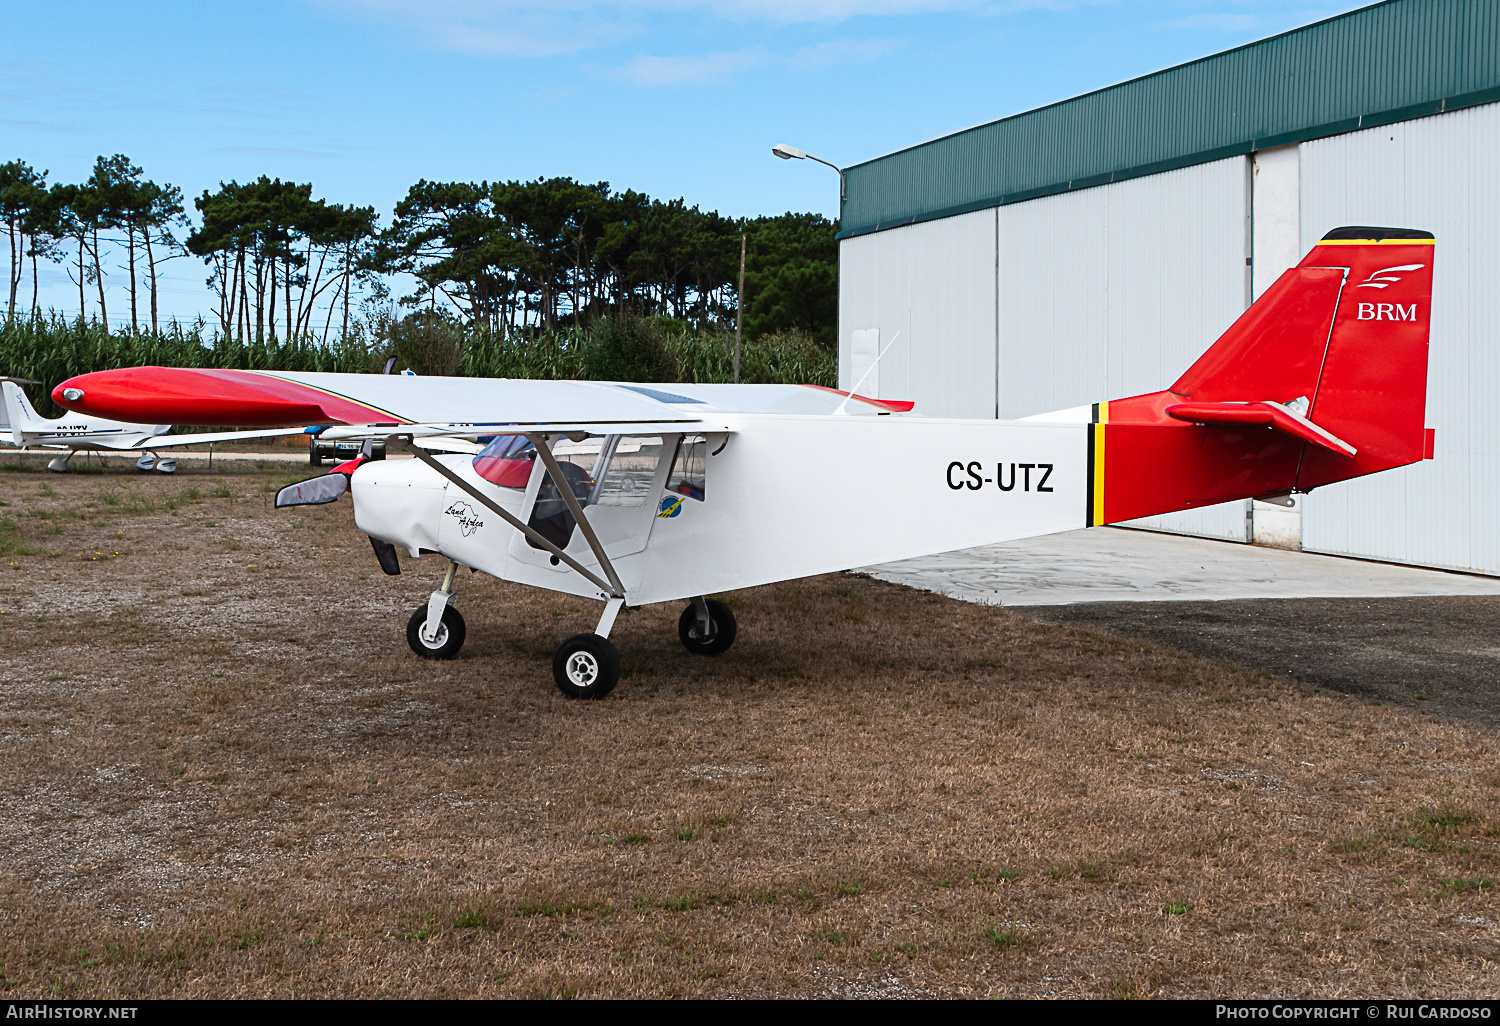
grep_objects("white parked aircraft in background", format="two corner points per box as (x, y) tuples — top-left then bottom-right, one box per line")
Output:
(0, 379), (305, 472)
(51, 228), (1437, 699)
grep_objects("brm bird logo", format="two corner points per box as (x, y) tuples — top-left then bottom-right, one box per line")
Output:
(1354, 264), (1425, 322)
(444, 501), (484, 537)
(1356, 263), (1424, 289)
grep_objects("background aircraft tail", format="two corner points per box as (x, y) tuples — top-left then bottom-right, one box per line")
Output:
(1, 381), (51, 442)
(1092, 226), (1434, 525)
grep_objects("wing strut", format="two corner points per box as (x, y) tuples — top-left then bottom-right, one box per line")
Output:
(526, 432), (627, 599)
(390, 436), (622, 599)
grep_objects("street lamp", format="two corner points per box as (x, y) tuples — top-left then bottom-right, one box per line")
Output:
(750, 143), (844, 387)
(771, 144), (845, 202)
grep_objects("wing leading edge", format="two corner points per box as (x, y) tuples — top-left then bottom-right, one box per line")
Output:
(53, 368), (913, 428)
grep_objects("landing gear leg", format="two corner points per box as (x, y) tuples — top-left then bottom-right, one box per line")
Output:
(406, 561), (466, 659)
(595, 597), (624, 639)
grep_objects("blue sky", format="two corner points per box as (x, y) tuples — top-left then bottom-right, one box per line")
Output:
(3, 0), (1367, 324)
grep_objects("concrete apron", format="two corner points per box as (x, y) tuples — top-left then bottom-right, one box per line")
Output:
(863, 527), (1500, 606)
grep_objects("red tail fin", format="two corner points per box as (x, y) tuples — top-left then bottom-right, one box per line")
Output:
(1291, 228), (1433, 490)
(1093, 227), (1433, 525)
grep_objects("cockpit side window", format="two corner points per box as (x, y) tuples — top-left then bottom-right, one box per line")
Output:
(524, 437), (597, 551)
(666, 434), (706, 501)
(591, 436), (663, 507)
(522, 435), (665, 551)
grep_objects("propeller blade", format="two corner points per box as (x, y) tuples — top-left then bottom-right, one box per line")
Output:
(369, 536), (401, 575)
(275, 473), (349, 508)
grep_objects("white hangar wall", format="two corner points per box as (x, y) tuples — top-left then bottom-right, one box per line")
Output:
(1297, 102), (1500, 574)
(838, 101), (1500, 572)
(996, 158), (1251, 540)
(839, 156), (1253, 542)
(837, 209), (998, 421)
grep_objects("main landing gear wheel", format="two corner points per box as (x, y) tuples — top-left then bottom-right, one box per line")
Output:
(552, 633), (620, 699)
(406, 605), (466, 659)
(678, 599), (737, 656)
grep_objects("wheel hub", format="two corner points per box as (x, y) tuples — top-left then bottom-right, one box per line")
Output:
(566, 651), (599, 686)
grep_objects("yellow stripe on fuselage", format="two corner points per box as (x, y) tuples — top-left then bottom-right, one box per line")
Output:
(1092, 400), (1108, 526)
(1315, 238), (1435, 246)
(1092, 424), (1106, 526)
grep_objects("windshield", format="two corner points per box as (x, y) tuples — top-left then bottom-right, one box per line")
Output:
(472, 435), (536, 489)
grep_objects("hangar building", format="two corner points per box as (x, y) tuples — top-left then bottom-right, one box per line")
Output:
(836, 0), (1500, 574)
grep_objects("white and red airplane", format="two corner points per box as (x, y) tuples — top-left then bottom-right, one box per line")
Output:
(1, 378), (306, 472)
(50, 227), (1436, 698)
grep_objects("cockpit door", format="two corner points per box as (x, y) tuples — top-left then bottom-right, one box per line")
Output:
(506, 434), (673, 573)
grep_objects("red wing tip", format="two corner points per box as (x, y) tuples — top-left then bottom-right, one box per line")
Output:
(801, 384), (915, 413)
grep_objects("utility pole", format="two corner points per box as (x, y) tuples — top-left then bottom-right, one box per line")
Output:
(733, 232), (746, 384)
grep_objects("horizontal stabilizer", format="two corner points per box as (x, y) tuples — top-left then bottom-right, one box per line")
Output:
(1164, 401), (1357, 456)
(138, 427), (307, 449)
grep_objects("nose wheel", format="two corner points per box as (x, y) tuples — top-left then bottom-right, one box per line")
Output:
(406, 604), (466, 659)
(552, 634), (620, 699)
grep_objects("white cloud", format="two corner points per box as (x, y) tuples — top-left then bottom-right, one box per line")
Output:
(614, 34), (897, 87)
(617, 48), (772, 86)
(310, 0), (996, 57)
(1158, 12), (1257, 31)
(789, 36), (902, 69)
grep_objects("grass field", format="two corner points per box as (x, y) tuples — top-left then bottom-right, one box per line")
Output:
(1, 455), (1497, 998)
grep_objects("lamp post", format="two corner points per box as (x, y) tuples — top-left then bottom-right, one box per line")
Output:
(771, 144), (845, 202)
(756, 143), (846, 384)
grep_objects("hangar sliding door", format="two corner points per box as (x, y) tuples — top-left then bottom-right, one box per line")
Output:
(1298, 103), (1500, 575)
(838, 209), (998, 420)
(996, 157), (1252, 541)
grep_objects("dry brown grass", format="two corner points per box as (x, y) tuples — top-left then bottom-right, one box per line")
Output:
(1, 456), (1497, 998)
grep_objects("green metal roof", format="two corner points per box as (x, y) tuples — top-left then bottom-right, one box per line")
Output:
(839, 0), (1500, 240)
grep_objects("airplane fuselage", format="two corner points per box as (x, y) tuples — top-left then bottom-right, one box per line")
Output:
(355, 413), (1093, 608)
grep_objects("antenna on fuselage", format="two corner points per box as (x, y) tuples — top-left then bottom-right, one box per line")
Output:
(834, 331), (901, 416)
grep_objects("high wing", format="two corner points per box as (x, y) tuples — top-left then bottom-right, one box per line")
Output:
(49, 368), (913, 430)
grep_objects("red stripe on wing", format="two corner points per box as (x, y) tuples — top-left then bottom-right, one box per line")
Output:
(53, 367), (408, 427)
(800, 384), (915, 413)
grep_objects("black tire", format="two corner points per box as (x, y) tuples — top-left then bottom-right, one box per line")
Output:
(678, 598), (737, 656)
(552, 633), (620, 699)
(406, 604), (466, 660)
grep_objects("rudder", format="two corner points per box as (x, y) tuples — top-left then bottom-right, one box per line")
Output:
(1093, 226), (1434, 525)
(1291, 227), (1433, 490)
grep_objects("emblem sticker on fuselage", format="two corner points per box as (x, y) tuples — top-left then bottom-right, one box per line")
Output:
(445, 501), (484, 536)
(657, 495), (683, 519)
